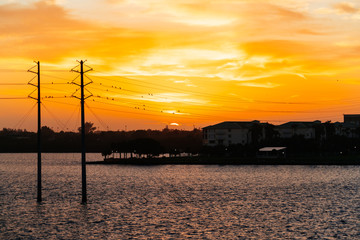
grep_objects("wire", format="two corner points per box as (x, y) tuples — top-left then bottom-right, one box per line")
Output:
(41, 98), (81, 132)
(0, 97), (29, 100)
(64, 104), (80, 131)
(90, 72), (314, 105)
(89, 84), (305, 120)
(39, 85), (76, 95)
(87, 84), (207, 111)
(41, 103), (67, 130)
(0, 83), (28, 85)
(85, 103), (109, 130)
(41, 98), (78, 107)
(90, 98), (214, 120)
(89, 84), (305, 114)
(0, 69), (27, 72)
(41, 96), (72, 99)
(13, 102), (37, 129)
(41, 73), (73, 82)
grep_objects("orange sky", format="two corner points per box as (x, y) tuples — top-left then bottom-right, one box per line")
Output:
(0, 0), (360, 131)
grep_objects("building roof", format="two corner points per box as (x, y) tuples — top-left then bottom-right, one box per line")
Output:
(333, 122), (358, 128)
(344, 114), (360, 117)
(259, 147), (286, 152)
(203, 121), (260, 130)
(277, 121), (321, 129)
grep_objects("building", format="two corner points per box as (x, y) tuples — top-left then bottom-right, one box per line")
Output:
(344, 114), (360, 126)
(334, 122), (359, 138)
(275, 121), (323, 139)
(257, 147), (287, 159)
(202, 121), (264, 146)
(203, 116), (360, 147)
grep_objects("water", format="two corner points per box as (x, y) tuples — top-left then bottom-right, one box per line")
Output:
(1, 153), (359, 239)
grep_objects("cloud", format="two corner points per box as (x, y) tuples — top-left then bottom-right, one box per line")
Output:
(1, 0), (360, 85)
(0, 1), (157, 63)
(241, 40), (311, 58)
(297, 29), (325, 35)
(238, 82), (281, 88)
(175, 1), (307, 20)
(106, 0), (125, 3)
(0, 2), (92, 60)
(333, 2), (359, 14)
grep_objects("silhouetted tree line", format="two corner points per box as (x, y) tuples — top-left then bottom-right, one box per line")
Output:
(2, 121), (360, 158)
(0, 123), (203, 154)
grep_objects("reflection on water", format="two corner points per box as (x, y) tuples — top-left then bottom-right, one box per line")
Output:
(0, 153), (359, 239)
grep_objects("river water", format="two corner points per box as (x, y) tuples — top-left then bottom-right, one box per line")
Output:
(0, 153), (359, 239)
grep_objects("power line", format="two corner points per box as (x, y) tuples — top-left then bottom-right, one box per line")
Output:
(41, 103), (67, 130)
(90, 72), (315, 105)
(91, 71), (360, 106)
(0, 83), (28, 85)
(85, 103), (109, 130)
(88, 83), (307, 119)
(90, 98), (216, 120)
(41, 97), (350, 124)
(13, 102), (37, 130)
(89, 84), (306, 114)
(0, 97), (29, 99)
(64, 104), (81, 131)
(0, 69), (27, 72)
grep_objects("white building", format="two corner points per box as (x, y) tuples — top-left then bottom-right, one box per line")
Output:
(202, 121), (264, 146)
(202, 117), (360, 147)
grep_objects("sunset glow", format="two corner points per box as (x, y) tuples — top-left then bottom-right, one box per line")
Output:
(1, 0), (360, 131)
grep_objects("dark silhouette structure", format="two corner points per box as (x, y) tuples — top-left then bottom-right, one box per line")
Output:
(71, 60), (93, 204)
(27, 61), (42, 202)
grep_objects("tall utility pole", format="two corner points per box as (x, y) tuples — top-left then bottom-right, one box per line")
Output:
(80, 61), (86, 204)
(71, 60), (93, 204)
(28, 61), (41, 202)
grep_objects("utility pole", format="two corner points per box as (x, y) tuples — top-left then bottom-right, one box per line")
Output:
(28, 61), (41, 202)
(71, 60), (93, 204)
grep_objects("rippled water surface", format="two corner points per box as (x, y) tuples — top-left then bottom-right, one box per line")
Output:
(1, 153), (359, 239)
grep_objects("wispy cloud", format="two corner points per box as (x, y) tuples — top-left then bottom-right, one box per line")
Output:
(239, 82), (281, 89)
(1, 0), (360, 128)
(333, 2), (359, 14)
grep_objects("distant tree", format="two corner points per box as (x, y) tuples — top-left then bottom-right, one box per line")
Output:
(101, 149), (112, 159)
(78, 122), (97, 134)
(162, 126), (169, 133)
(129, 138), (163, 158)
(41, 126), (55, 138)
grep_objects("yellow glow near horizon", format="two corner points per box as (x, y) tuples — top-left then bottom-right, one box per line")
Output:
(0, 0), (360, 131)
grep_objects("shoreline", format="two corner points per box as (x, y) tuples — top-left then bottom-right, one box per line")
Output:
(87, 156), (360, 165)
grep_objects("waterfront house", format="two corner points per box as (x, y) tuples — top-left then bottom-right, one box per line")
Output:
(275, 121), (323, 139)
(344, 114), (360, 126)
(203, 116), (360, 147)
(333, 122), (359, 138)
(202, 121), (264, 146)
